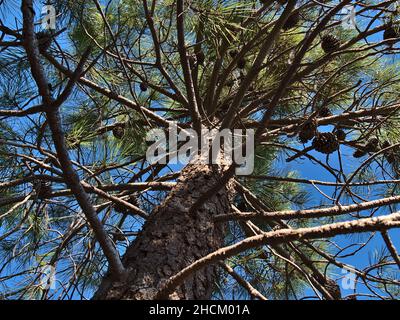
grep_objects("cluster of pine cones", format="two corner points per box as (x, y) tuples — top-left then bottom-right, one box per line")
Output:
(298, 118), (345, 155)
(297, 105), (348, 155)
(353, 139), (399, 163)
(33, 179), (53, 200)
(298, 107), (334, 144)
(382, 141), (398, 164)
(312, 132), (340, 154)
(353, 138), (379, 158)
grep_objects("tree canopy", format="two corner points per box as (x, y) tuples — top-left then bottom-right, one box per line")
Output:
(0, 0), (400, 300)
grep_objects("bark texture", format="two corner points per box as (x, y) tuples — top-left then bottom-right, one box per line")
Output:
(93, 162), (233, 300)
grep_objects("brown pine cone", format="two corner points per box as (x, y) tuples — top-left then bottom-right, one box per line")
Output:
(321, 34), (341, 53)
(237, 58), (246, 69)
(383, 25), (399, 46)
(335, 129), (346, 141)
(196, 50), (205, 65)
(36, 31), (53, 54)
(353, 149), (366, 158)
(312, 132), (339, 154)
(140, 82), (148, 92)
(382, 141), (397, 164)
(298, 119), (317, 143)
(365, 138), (379, 153)
(34, 180), (53, 200)
(318, 106), (332, 117)
(283, 11), (300, 30)
(112, 125), (125, 139)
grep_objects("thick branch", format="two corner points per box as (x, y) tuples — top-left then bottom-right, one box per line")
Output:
(155, 211), (400, 299)
(21, 0), (125, 280)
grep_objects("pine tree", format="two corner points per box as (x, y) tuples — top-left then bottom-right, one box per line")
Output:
(1, 0), (400, 301)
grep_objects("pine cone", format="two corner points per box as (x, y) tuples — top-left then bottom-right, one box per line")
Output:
(335, 129), (346, 141)
(36, 31), (52, 54)
(386, 153), (396, 164)
(321, 34), (341, 53)
(382, 140), (391, 149)
(318, 106), (332, 117)
(34, 180), (52, 200)
(140, 82), (148, 92)
(382, 141), (396, 164)
(298, 119), (317, 143)
(312, 132), (339, 154)
(237, 58), (246, 69)
(365, 138), (379, 153)
(384, 25), (399, 46)
(112, 125), (125, 139)
(229, 49), (238, 58)
(353, 149), (366, 158)
(283, 12), (300, 30)
(196, 50), (205, 65)
(353, 138), (379, 158)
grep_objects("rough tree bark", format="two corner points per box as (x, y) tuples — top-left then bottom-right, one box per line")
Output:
(93, 161), (234, 300)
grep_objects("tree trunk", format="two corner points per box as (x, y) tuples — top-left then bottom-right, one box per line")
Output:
(93, 162), (233, 300)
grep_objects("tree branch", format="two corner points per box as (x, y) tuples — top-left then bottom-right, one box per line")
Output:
(21, 0), (126, 280)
